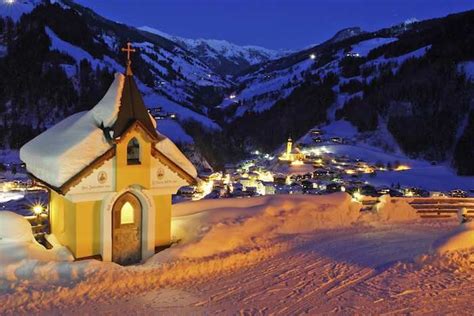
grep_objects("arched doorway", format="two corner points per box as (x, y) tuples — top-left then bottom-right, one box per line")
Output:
(112, 192), (142, 265)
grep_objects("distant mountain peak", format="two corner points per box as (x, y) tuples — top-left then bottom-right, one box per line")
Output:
(139, 26), (288, 76)
(327, 27), (366, 44)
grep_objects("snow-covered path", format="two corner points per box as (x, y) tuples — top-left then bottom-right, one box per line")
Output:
(44, 221), (474, 315)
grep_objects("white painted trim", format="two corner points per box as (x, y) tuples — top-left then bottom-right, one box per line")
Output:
(66, 186), (180, 202)
(66, 191), (114, 203)
(145, 186), (180, 195)
(100, 187), (156, 262)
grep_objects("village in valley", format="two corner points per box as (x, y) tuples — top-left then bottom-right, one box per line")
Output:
(176, 120), (474, 203)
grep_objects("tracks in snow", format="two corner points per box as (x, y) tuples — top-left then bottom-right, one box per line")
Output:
(48, 222), (471, 315)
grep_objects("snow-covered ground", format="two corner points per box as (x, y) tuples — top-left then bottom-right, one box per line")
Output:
(2, 193), (474, 314)
(349, 37), (398, 56)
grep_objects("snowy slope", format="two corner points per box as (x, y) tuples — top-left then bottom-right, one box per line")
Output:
(348, 37), (397, 56)
(221, 36), (400, 119)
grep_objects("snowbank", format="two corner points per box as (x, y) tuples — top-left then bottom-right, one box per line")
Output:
(432, 221), (474, 255)
(358, 195), (419, 225)
(159, 193), (362, 260)
(0, 212), (34, 243)
(375, 195), (419, 222)
(0, 212), (73, 267)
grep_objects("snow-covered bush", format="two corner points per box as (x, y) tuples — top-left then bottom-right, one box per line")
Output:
(0, 211), (35, 243)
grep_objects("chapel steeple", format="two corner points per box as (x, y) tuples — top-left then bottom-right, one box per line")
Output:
(112, 42), (159, 141)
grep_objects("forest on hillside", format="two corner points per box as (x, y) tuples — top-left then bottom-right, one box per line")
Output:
(0, 14), (114, 148)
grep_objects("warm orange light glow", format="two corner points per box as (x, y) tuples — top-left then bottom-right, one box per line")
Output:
(291, 160), (304, 166)
(395, 165), (410, 171)
(120, 202), (134, 224)
(352, 191), (363, 201)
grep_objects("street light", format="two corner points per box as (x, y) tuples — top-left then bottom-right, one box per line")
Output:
(33, 204), (44, 215)
(32, 203), (45, 225)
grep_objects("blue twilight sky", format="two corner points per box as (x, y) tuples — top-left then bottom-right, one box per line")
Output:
(74, 0), (474, 50)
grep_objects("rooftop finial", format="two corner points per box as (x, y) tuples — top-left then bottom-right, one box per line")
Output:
(121, 42), (136, 76)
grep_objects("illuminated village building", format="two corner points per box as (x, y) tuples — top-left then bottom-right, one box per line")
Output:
(279, 137), (305, 162)
(19, 44), (197, 265)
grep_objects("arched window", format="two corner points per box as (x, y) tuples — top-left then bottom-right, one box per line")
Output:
(127, 137), (140, 165)
(120, 202), (134, 224)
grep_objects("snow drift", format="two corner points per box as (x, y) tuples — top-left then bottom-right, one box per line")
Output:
(432, 221), (474, 254)
(0, 211), (34, 243)
(156, 192), (362, 260)
(359, 195), (419, 223)
(415, 211), (474, 272)
(0, 212), (73, 267)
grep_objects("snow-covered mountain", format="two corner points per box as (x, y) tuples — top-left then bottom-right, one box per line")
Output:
(0, 0), (230, 154)
(139, 26), (288, 76)
(213, 11), (474, 174)
(1, 0), (473, 174)
(325, 27), (366, 44)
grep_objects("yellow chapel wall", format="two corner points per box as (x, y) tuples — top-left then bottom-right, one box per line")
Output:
(49, 127), (178, 259)
(115, 130), (151, 191)
(74, 200), (102, 258)
(50, 191), (102, 259)
(49, 190), (77, 255)
(115, 128), (174, 246)
(154, 194), (172, 246)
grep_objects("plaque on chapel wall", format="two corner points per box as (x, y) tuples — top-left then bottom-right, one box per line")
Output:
(97, 171), (108, 184)
(156, 167), (165, 180)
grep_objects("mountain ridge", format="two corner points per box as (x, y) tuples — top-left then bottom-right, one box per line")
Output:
(0, 0), (473, 175)
(139, 26), (289, 76)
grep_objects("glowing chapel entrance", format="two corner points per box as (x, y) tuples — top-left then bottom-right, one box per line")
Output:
(112, 192), (142, 265)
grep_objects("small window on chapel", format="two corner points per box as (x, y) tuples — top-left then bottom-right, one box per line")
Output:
(120, 202), (134, 224)
(127, 137), (140, 165)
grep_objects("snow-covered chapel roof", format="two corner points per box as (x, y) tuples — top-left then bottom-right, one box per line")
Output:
(20, 72), (197, 191)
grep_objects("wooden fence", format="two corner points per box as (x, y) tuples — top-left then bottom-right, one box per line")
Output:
(361, 197), (474, 219)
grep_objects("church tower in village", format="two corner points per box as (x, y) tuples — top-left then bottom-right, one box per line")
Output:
(286, 137), (293, 158)
(20, 43), (197, 265)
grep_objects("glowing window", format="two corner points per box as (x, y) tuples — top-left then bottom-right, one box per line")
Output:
(127, 137), (140, 165)
(120, 202), (134, 224)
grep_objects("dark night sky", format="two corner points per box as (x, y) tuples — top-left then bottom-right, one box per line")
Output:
(75, 0), (474, 50)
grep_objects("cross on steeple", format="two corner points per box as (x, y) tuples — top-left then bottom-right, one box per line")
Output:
(121, 42), (136, 76)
